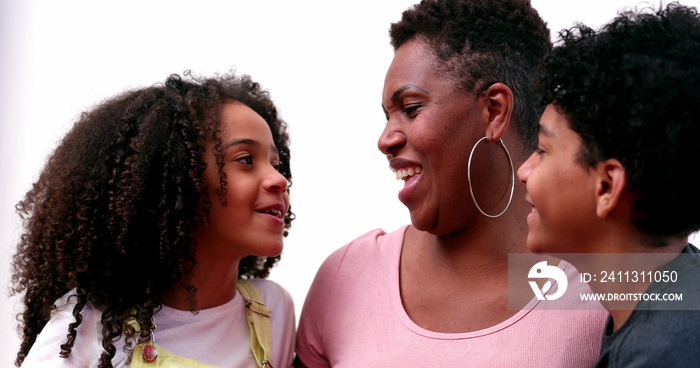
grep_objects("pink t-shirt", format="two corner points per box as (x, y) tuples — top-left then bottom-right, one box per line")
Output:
(296, 226), (607, 367)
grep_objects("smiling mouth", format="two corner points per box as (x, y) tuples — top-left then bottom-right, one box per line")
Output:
(257, 209), (284, 219)
(395, 166), (423, 181)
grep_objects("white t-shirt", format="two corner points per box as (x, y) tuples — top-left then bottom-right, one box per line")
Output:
(21, 279), (295, 368)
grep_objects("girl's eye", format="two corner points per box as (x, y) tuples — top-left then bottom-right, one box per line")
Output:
(535, 147), (546, 155)
(272, 162), (283, 172)
(236, 156), (253, 165)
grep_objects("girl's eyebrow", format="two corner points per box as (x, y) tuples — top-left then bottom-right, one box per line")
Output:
(224, 138), (258, 149)
(224, 138), (279, 155)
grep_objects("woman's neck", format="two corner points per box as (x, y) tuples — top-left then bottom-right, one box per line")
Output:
(398, 215), (530, 333)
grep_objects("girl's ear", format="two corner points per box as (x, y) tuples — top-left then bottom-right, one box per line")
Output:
(480, 82), (513, 141)
(595, 158), (627, 218)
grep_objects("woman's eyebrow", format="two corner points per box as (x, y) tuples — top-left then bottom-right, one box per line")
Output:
(390, 84), (429, 103)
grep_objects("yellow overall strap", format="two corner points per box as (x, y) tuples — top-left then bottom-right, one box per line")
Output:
(125, 313), (218, 368)
(236, 279), (274, 368)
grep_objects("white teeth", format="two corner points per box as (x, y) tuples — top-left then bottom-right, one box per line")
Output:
(395, 166), (423, 180)
(259, 209), (283, 218)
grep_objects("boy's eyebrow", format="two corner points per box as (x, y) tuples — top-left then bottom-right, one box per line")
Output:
(538, 124), (554, 138)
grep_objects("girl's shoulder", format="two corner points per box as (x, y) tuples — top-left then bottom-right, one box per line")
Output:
(247, 278), (293, 307)
(22, 290), (130, 367)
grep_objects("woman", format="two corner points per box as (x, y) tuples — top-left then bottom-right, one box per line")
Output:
(12, 72), (296, 367)
(295, 0), (606, 366)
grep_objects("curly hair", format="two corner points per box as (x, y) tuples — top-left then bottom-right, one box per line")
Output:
(11, 71), (294, 367)
(389, 0), (552, 149)
(535, 3), (700, 241)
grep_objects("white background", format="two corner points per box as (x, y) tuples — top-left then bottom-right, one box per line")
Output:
(2, 1), (698, 366)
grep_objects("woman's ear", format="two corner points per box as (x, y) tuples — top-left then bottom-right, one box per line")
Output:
(595, 158), (627, 218)
(480, 82), (513, 141)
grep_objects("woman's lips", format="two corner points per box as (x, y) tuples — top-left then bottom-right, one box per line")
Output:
(395, 165), (423, 180)
(398, 168), (422, 204)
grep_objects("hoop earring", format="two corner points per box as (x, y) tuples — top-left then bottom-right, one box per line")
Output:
(467, 136), (515, 218)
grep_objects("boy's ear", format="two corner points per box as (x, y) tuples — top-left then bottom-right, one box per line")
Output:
(480, 82), (513, 141)
(595, 158), (627, 218)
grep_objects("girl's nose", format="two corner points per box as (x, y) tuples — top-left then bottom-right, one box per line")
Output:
(265, 166), (289, 193)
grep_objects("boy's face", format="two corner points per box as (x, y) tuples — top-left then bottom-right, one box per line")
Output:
(517, 105), (602, 253)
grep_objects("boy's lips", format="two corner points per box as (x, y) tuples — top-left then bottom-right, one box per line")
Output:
(524, 195), (537, 215)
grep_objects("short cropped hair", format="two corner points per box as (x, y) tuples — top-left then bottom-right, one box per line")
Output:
(390, 0), (552, 148)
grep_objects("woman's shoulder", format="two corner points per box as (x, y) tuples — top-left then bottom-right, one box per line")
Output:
(327, 225), (409, 264)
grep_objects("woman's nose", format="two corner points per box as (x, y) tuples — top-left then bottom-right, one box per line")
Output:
(377, 119), (406, 157)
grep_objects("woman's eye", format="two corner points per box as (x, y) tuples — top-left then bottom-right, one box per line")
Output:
(402, 105), (421, 118)
(236, 156), (253, 165)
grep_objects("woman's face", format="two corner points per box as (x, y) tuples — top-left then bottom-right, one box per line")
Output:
(379, 39), (486, 235)
(517, 105), (600, 253)
(196, 101), (290, 261)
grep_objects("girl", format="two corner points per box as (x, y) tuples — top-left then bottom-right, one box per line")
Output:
(11, 72), (296, 367)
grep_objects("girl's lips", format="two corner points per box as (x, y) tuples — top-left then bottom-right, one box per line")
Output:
(257, 211), (286, 231)
(255, 203), (287, 227)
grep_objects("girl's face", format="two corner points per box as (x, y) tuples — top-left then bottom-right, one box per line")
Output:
(196, 101), (290, 262)
(517, 105), (600, 253)
(378, 39), (488, 235)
